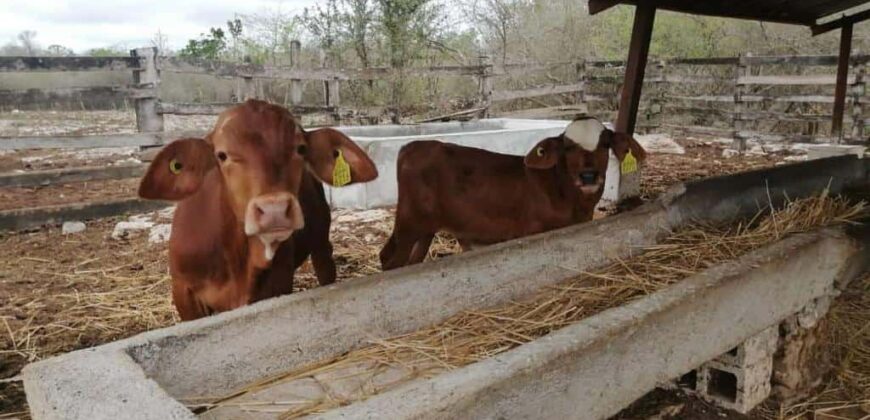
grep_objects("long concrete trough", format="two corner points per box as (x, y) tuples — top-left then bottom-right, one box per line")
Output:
(22, 155), (870, 419)
(323, 118), (623, 208)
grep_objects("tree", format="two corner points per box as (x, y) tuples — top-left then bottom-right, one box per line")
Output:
(16, 30), (40, 56)
(341, 0), (376, 68)
(464, 0), (522, 64)
(376, 0), (444, 68)
(151, 30), (170, 56)
(302, 0), (344, 66)
(238, 10), (299, 64)
(227, 18), (244, 60)
(45, 45), (74, 56)
(179, 28), (227, 60)
(86, 46), (128, 56)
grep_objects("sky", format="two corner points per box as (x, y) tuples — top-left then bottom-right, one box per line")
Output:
(0, 0), (319, 53)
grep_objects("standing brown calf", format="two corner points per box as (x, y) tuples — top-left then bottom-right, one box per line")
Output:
(138, 100), (377, 320)
(379, 117), (645, 270)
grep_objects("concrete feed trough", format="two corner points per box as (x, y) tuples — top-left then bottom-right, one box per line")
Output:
(323, 118), (623, 209)
(22, 156), (870, 419)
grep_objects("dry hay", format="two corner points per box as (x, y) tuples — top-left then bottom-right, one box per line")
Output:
(757, 273), (870, 420)
(194, 193), (867, 419)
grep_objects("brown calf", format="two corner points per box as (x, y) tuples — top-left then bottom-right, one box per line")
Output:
(379, 117), (645, 270)
(138, 100), (377, 320)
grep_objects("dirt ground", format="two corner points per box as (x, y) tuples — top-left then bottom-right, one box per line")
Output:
(0, 116), (823, 420)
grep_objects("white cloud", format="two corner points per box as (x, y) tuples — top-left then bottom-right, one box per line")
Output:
(0, 0), (316, 53)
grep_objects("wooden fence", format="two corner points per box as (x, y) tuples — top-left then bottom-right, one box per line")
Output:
(0, 49), (867, 229)
(2, 48), (867, 146)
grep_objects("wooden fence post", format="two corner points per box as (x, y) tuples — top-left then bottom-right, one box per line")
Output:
(646, 59), (667, 132)
(289, 40), (303, 106)
(732, 54), (749, 153)
(130, 47), (163, 133)
(235, 56), (256, 101)
(327, 76), (341, 123)
(577, 59), (588, 113)
(851, 59), (866, 141)
(477, 55), (493, 118)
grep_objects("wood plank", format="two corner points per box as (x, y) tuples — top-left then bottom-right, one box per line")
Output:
(0, 198), (169, 231)
(0, 86), (129, 111)
(585, 60), (626, 68)
(663, 124), (735, 137)
(491, 83), (585, 102)
(157, 102), (235, 115)
(589, 1), (815, 27)
(616, 2), (656, 135)
(735, 113), (833, 122)
(159, 56), (485, 81)
(0, 56), (139, 72)
(497, 105), (589, 119)
(665, 94), (735, 103)
(494, 61), (578, 76)
(660, 74), (723, 84)
(666, 94), (863, 104)
(665, 105), (731, 115)
(665, 57), (739, 66)
(156, 102), (358, 116)
(417, 107), (486, 123)
(741, 54), (870, 66)
(0, 132), (204, 150)
(738, 74), (854, 85)
(812, 8), (870, 35)
(0, 165), (146, 188)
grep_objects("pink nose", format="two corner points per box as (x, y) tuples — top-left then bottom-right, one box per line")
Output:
(244, 193), (304, 235)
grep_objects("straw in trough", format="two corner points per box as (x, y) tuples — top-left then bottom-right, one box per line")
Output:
(192, 193), (867, 419)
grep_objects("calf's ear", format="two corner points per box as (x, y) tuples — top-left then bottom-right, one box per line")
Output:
(604, 130), (647, 162)
(138, 138), (216, 201)
(304, 128), (378, 186)
(524, 137), (560, 169)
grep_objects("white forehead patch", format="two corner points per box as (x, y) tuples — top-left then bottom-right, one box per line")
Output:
(565, 118), (606, 152)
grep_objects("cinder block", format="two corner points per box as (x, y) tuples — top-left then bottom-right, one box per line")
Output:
(679, 326), (778, 414)
(714, 325), (778, 367)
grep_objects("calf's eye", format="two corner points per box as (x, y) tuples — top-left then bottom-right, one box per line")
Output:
(333, 149), (340, 158)
(169, 158), (183, 174)
(297, 144), (307, 156)
(217, 152), (227, 162)
(536, 147), (545, 157)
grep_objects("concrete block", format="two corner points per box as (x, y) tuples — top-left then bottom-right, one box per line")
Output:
(806, 144), (865, 160)
(695, 326), (777, 413)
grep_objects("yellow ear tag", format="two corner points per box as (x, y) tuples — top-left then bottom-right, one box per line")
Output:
(169, 158), (183, 175)
(620, 151), (638, 175)
(332, 150), (352, 187)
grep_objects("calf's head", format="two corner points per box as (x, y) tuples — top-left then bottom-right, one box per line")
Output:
(138, 100), (377, 259)
(524, 116), (646, 195)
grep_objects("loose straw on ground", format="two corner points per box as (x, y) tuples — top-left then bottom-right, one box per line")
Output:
(193, 193), (867, 419)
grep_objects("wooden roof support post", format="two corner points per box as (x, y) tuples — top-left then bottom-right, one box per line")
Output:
(614, 2), (656, 206)
(832, 22), (853, 140)
(615, 2), (657, 136)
